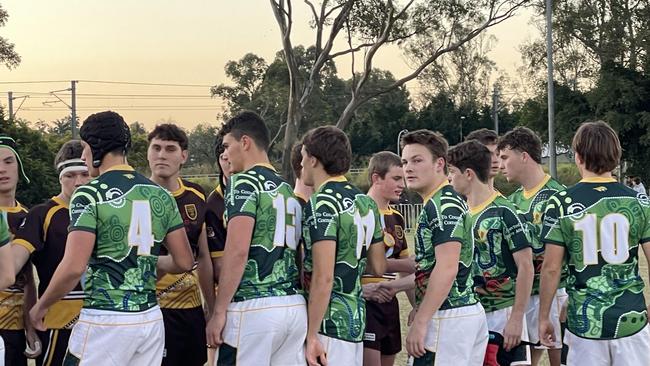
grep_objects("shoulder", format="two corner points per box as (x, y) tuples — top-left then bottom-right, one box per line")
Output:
(181, 179), (206, 201)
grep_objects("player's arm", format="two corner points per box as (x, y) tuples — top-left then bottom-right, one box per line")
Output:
(406, 241), (461, 357)
(197, 225), (216, 315)
(366, 240), (387, 276)
(0, 244), (14, 290)
(23, 266), (41, 356)
(386, 256), (416, 273)
(505, 247), (534, 351)
(538, 244), (564, 346)
(158, 228), (194, 275)
(10, 245), (29, 276)
(30, 230), (95, 330)
(206, 215), (253, 346)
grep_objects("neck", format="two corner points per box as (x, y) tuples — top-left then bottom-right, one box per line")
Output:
(488, 177), (495, 191)
(466, 180), (495, 209)
(242, 150), (271, 172)
(57, 192), (71, 205)
(294, 178), (314, 199)
(0, 190), (16, 208)
(312, 169), (336, 191)
(417, 174), (447, 200)
(367, 187), (390, 210)
(520, 164), (547, 191)
(150, 174), (181, 192)
(581, 169), (613, 180)
(98, 154), (127, 175)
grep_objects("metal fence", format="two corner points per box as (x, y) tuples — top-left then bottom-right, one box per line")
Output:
(391, 203), (423, 233)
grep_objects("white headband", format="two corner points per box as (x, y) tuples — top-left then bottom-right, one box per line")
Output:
(57, 159), (87, 179)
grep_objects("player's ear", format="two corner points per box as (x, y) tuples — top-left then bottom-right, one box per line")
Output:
(180, 150), (189, 165)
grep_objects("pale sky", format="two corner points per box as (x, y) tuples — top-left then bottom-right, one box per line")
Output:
(0, 1), (536, 130)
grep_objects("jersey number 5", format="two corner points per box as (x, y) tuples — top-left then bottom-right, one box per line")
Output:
(272, 196), (302, 250)
(128, 201), (155, 256)
(354, 210), (376, 259)
(575, 213), (630, 264)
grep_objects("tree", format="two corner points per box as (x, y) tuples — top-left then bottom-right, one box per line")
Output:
(269, 0), (528, 176)
(187, 123), (220, 169)
(0, 4), (20, 69)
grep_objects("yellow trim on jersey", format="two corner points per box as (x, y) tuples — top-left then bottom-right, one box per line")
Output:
(318, 176), (347, 190)
(211, 251), (224, 258)
(104, 164), (134, 173)
(469, 191), (500, 216)
(0, 291), (24, 329)
(253, 163), (277, 171)
(171, 178), (206, 201)
(44, 299), (82, 329)
(361, 277), (388, 284)
(51, 196), (68, 208)
(156, 271), (202, 309)
(581, 177), (617, 183)
(399, 248), (411, 258)
(214, 184), (224, 198)
(523, 174), (552, 199)
(379, 207), (393, 215)
(12, 238), (35, 254)
(43, 202), (67, 242)
(423, 181), (450, 203)
(294, 191), (307, 203)
(0, 202), (27, 213)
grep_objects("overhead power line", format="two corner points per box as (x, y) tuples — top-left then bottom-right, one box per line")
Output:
(78, 80), (214, 88)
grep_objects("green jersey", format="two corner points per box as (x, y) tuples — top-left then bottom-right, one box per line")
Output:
(303, 176), (383, 342)
(225, 164), (300, 302)
(470, 193), (531, 312)
(414, 182), (477, 310)
(541, 178), (650, 339)
(69, 165), (184, 312)
(509, 175), (565, 294)
(0, 212), (9, 247)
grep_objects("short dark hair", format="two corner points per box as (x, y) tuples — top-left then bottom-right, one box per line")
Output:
(572, 121), (621, 175)
(302, 126), (351, 176)
(219, 111), (270, 151)
(634, 177), (641, 184)
(497, 127), (542, 164)
(466, 128), (498, 146)
(147, 123), (189, 150)
(54, 140), (84, 169)
(291, 142), (304, 179)
(400, 129), (448, 162)
(367, 151), (402, 185)
(448, 140), (491, 183)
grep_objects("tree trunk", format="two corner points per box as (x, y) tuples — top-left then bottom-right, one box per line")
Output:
(280, 94), (302, 181)
(335, 96), (361, 130)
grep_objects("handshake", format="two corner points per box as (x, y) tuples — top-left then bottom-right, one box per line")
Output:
(362, 281), (398, 303)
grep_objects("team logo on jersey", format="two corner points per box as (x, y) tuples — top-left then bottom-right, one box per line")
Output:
(593, 186), (607, 192)
(263, 181), (277, 191)
(394, 225), (404, 239)
(184, 204), (198, 221)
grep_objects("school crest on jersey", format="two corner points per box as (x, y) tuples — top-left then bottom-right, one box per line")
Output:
(394, 224), (404, 239)
(184, 204), (198, 221)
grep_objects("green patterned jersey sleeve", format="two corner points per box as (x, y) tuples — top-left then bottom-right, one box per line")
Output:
(69, 187), (97, 234)
(502, 206), (531, 253)
(541, 194), (565, 246)
(431, 196), (465, 246)
(0, 213), (9, 247)
(165, 192), (185, 234)
(226, 174), (258, 220)
(308, 194), (339, 242)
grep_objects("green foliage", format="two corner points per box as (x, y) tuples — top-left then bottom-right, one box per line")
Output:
(0, 5), (20, 69)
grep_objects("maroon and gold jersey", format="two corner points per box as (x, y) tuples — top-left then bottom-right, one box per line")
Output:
(0, 203), (28, 330)
(362, 207), (409, 284)
(205, 183), (227, 259)
(13, 197), (83, 329)
(156, 179), (206, 309)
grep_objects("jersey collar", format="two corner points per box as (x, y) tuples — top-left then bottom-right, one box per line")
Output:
(104, 164), (135, 173)
(252, 163), (276, 171)
(423, 181), (449, 203)
(171, 177), (186, 197)
(469, 191), (499, 216)
(318, 176), (347, 190)
(580, 177), (616, 183)
(523, 174), (552, 199)
(52, 196), (69, 208)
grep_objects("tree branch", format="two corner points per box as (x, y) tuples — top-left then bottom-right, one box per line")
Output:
(269, 122), (287, 150)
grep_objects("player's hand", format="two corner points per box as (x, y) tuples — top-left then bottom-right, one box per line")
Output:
(503, 315), (523, 351)
(305, 334), (327, 366)
(205, 311), (226, 349)
(375, 282), (397, 303)
(362, 283), (379, 300)
(28, 304), (47, 332)
(406, 317), (427, 358)
(24, 328), (42, 358)
(539, 318), (556, 348)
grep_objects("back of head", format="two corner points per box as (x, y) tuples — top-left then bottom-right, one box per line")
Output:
(80, 111), (131, 168)
(302, 126), (351, 176)
(448, 140), (491, 183)
(291, 142), (304, 179)
(497, 126), (542, 164)
(367, 151), (402, 185)
(400, 129), (449, 162)
(219, 111), (270, 151)
(466, 128), (498, 146)
(147, 124), (188, 150)
(572, 121), (621, 175)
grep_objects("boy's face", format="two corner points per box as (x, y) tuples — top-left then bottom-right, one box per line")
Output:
(218, 152), (231, 180)
(401, 143), (441, 194)
(222, 133), (245, 175)
(60, 169), (91, 199)
(499, 147), (525, 183)
(147, 138), (188, 179)
(300, 146), (316, 187)
(373, 165), (405, 202)
(80, 141), (100, 177)
(448, 164), (470, 195)
(0, 148), (18, 194)
(486, 143), (500, 178)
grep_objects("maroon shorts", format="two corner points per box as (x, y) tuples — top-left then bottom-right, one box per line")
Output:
(363, 297), (401, 355)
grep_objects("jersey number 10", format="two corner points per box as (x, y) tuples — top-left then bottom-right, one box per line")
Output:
(575, 213), (630, 264)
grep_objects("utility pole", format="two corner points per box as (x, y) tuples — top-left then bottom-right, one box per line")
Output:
(71, 80), (77, 138)
(7, 92), (13, 121)
(492, 85), (500, 135)
(546, 0), (557, 178)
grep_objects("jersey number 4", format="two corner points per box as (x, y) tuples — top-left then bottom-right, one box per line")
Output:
(128, 201), (155, 256)
(575, 213), (630, 264)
